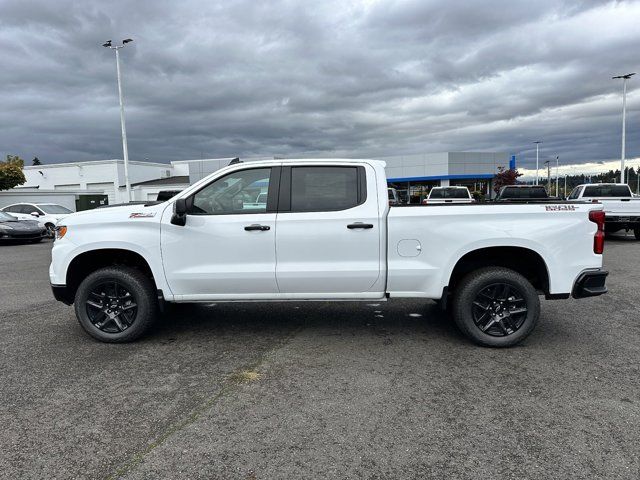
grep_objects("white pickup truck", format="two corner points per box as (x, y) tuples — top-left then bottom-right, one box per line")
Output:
(567, 183), (640, 239)
(50, 159), (608, 347)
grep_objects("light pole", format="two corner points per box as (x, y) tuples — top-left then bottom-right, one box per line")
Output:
(534, 141), (542, 185)
(555, 155), (559, 197)
(103, 39), (134, 202)
(612, 73), (635, 184)
(544, 160), (551, 193)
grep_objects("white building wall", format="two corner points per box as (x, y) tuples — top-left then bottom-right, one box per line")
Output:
(378, 153), (449, 179)
(22, 160), (179, 205)
(0, 190), (104, 211)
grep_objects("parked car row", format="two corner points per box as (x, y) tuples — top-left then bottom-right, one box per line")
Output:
(0, 203), (72, 243)
(0, 211), (47, 243)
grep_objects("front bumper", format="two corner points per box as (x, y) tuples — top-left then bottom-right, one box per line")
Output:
(572, 270), (608, 299)
(0, 231), (46, 241)
(51, 284), (73, 305)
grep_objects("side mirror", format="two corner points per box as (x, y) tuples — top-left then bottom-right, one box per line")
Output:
(171, 198), (187, 226)
(30, 212), (40, 217)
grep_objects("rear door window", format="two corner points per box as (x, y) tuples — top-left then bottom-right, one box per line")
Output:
(289, 166), (362, 212)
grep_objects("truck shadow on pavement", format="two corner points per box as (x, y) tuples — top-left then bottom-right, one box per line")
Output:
(151, 300), (467, 346)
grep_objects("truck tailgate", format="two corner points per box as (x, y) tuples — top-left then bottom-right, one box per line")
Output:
(598, 198), (640, 215)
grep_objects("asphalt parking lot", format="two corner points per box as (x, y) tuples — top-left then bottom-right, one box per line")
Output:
(1, 238), (639, 479)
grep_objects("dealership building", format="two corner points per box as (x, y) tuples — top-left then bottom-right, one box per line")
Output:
(3, 151), (511, 210)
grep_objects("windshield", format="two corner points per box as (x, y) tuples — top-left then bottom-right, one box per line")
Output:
(38, 204), (72, 214)
(0, 211), (17, 221)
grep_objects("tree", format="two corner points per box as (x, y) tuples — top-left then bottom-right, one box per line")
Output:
(493, 166), (522, 194)
(0, 155), (26, 191)
(32, 157), (41, 166)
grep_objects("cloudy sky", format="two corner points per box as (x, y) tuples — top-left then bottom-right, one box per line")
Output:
(0, 0), (638, 169)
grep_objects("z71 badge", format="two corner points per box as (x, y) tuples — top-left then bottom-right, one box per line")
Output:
(544, 205), (576, 211)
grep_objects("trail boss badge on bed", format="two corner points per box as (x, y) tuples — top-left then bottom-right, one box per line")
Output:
(545, 205), (576, 211)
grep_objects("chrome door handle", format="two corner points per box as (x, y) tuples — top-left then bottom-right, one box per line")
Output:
(244, 224), (270, 231)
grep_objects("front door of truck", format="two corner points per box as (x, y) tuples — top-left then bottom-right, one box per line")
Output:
(274, 164), (382, 295)
(160, 166), (279, 299)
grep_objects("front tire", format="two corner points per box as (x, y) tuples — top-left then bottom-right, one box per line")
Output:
(452, 267), (540, 347)
(45, 223), (56, 238)
(634, 226), (640, 240)
(74, 266), (157, 342)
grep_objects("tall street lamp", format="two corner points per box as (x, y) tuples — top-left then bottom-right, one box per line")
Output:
(544, 160), (551, 193)
(103, 38), (134, 202)
(555, 155), (559, 197)
(533, 141), (542, 185)
(612, 73), (635, 184)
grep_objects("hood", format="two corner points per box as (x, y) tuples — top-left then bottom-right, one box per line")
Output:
(62, 202), (167, 225)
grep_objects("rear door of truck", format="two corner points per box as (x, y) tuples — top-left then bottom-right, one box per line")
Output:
(274, 163), (383, 295)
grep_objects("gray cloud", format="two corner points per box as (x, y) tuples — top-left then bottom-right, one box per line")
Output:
(0, 0), (638, 168)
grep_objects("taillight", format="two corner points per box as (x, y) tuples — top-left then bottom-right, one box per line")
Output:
(589, 210), (605, 254)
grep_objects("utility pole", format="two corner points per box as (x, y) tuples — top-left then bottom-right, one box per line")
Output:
(103, 38), (134, 202)
(612, 73), (635, 184)
(533, 141), (542, 185)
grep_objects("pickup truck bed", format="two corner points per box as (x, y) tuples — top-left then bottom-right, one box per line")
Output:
(50, 159), (608, 347)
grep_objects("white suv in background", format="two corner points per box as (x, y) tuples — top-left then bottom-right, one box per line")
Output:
(2, 203), (73, 238)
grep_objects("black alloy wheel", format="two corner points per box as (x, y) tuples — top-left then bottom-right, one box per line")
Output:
(471, 283), (528, 337)
(74, 266), (157, 342)
(452, 267), (540, 347)
(85, 280), (138, 333)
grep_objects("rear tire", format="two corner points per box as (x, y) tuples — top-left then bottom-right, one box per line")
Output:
(74, 266), (157, 343)
(452, 267), (540, 347)
(634, 226), (640, 240)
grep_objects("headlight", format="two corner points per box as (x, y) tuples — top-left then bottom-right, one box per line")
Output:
(55, 226), (67, 240)
(0, 224), (13, 231)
